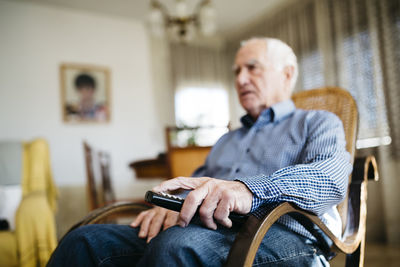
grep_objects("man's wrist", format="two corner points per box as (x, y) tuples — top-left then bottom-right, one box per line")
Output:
(235, 176), (281, 212)
(234, 181), (253, 213)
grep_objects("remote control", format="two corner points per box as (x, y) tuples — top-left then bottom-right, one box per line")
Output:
(145, 191), (248, 223)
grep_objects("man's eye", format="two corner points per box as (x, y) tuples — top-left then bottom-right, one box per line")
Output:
(234, 68), (241, 76)
(247, 64), (258, 72)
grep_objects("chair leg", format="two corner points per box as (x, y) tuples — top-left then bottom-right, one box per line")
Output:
(345, 237), (365, 267)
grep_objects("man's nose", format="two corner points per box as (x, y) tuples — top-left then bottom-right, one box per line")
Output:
(236, 68), (249, 86)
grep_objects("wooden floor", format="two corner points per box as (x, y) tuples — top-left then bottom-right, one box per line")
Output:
(330, 243), (400, 267)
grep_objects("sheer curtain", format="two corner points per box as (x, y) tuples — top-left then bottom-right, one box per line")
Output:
(170, 44), (228, 90)
(225, 0), (400, 243)
(169, 43), (230, 146)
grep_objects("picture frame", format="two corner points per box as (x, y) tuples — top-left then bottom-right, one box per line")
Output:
(60, 63), (111, 123)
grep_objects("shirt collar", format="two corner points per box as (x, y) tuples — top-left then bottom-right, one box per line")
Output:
(271, 99), (296, 122)
(240, 99), (296, 128)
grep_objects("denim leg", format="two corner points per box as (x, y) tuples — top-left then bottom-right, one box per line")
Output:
(138, 221), (329, 267)
(137, 221), (238, 267)
(47, 222), (329, 267)
(252, 224), (329, 266)
(47, 224), (146, 267)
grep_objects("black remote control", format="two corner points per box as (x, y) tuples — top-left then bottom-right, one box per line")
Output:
(145, 191), (248, 223)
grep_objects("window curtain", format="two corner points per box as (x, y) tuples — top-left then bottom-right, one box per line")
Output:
(225, 0), (400, 243)
(227, 0), (399, 156)
(376, 0), (400, 158)
(170, 43), (229, 91)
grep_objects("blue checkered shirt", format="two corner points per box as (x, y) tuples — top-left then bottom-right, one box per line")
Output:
(192, 100), (352, 240)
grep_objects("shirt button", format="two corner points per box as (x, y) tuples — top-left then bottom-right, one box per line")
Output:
(246, 148), (250, 153)
(235, 168), (240, 173)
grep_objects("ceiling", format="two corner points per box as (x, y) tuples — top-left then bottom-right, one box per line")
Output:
(11, 0), (288, 37)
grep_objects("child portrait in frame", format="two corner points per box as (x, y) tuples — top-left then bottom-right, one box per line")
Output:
(60, 63), (110, 123)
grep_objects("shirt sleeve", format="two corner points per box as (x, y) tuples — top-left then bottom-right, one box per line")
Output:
(236, 112), (352, 216)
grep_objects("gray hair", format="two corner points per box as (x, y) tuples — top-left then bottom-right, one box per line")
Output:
(241, 37), (299, 92)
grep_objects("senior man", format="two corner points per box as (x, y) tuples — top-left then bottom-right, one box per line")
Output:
(48, 38), (351, 266)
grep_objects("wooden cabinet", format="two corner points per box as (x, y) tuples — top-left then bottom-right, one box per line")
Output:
(168, 146), (211, 178)
(129, 126), (215, 179)
(129, 153), (170, 179)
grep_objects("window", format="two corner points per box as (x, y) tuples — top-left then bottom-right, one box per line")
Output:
(340, 31), (391, 148)
(174, 87), (229, 147)
(299, 50), (325, 90)
(297, 29), (392, 149)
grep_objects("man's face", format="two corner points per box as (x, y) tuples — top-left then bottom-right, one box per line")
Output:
(234, 40), (291, 119)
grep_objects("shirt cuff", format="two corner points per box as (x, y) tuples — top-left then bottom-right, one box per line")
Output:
(236, 175), (281, 212)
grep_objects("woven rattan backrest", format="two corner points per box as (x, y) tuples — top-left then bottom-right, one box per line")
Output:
(292, 87), (358, 233)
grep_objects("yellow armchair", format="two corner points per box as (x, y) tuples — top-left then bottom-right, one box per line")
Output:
(0, 139), (58, 267)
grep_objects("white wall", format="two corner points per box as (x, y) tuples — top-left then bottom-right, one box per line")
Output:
(0, 1), (166, 187)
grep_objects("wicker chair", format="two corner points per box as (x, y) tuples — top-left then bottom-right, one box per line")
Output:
(68, 87), (378, 267)
(225, 87), (379, 267)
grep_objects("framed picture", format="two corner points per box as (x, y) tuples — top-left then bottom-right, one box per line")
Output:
(60, 63), (111, 123)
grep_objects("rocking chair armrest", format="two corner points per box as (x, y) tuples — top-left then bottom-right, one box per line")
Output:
(66, 201), (151, 235)
(225, 202), (336, 267)
(225, 155), (379, 267)
(351, 155), (379, 183)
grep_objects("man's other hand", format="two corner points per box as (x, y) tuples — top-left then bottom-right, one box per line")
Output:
(130, 207), (179, 243)
(153, 177), (253, 230)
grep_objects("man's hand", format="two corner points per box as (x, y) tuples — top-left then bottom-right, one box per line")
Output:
(153, 177), (253, 230)
(130, 206), (179, 243)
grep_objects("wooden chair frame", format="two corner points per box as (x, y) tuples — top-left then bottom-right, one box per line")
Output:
(225, 155), (378, 267)
(71, 88), (379, 267)
(84, 141), (115, 210)
(83, 141), (149, 223)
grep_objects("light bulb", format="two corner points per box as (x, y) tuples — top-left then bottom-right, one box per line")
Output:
(199, 4), (216, 35)
(175, 0), (188, 17)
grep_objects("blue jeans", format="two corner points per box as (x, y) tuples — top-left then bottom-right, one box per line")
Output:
(47, 220), (329, 266)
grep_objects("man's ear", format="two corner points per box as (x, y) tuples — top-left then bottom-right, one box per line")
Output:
(283, 65), (294, 94)
(283, 65), (294, 83)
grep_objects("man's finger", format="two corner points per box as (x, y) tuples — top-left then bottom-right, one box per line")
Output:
(138, 210), (156, 238)
(179, 183), (210, 227)
(130, 210), (147, 228)
(198, 190), (220, 230)
(153, 177), (208, 192)
(213, 197), (233, 228)
(147, 210), (166, 243)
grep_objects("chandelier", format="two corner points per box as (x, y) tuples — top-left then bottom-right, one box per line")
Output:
(148, 0), (216, 42)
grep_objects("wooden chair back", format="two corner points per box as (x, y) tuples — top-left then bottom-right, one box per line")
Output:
(292, 87), (358, 235)
(83, 142), (115, 210)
